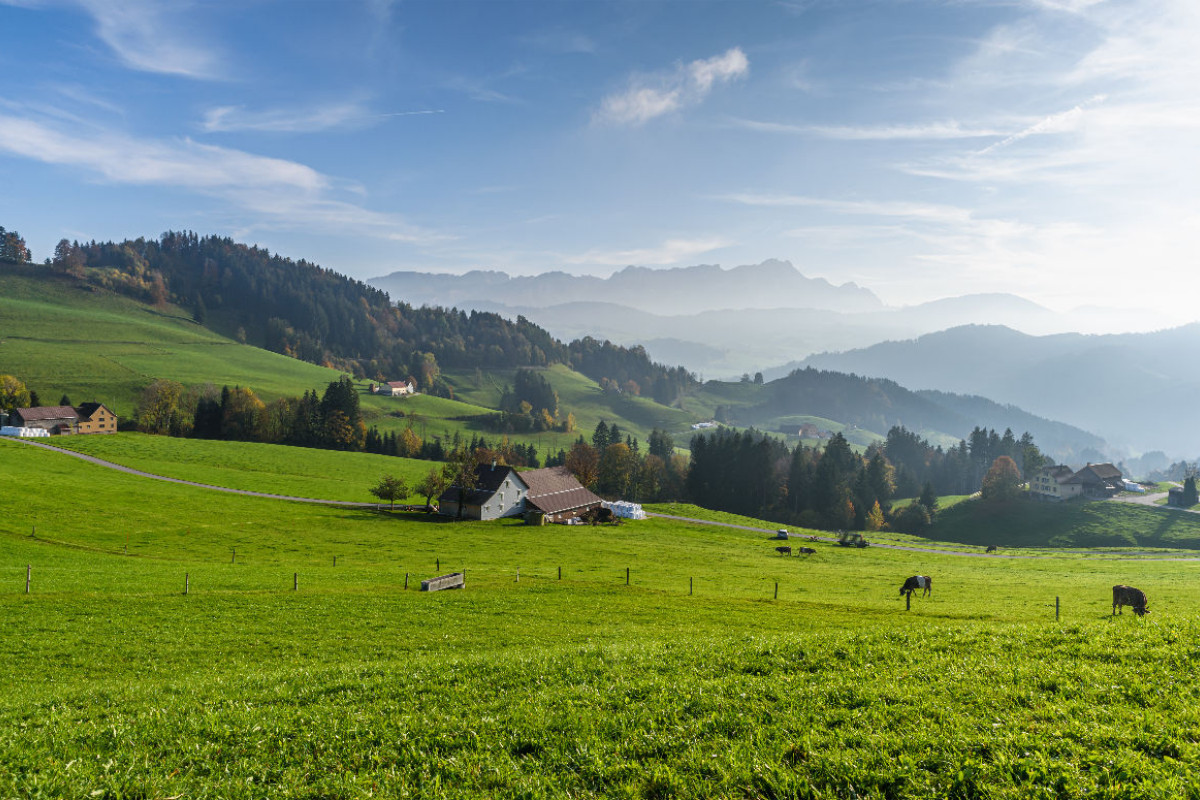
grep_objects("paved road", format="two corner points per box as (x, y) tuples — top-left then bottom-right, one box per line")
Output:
(11, 438), (385, 509)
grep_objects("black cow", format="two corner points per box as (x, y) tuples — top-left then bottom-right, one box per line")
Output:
(796, 546), (816, 556)
(1112, 585), (1150, 616)
(986, 545), (997, 553)
(775, 546), (792, 556)
(900, 575), (932, 597)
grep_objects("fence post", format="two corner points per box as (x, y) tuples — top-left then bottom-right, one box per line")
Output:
(1056, 596), (1060, 621)
(185, 573), (189, 595)
(690, 577), (693, 596)
(25, 565), (30, 594)
(231, 548), (236, 564)
(558, 566), (562, 580)
(774, 581), (778, 600)
(333, 555), (337, 567)
(516, 567), (520, 583)
(626, 567), (630, 586)
(404, 572), (409, 590)
(294, 573), (298, 591)
(436, 558), (440, 571)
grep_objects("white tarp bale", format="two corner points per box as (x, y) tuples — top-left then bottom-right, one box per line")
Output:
(603, 500), (647, 520)
(0, 426), (49, 438)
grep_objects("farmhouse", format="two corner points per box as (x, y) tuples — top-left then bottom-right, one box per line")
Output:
(437, 464), (529, 521)
(75, 402), (118, 434)
(1029, 462), (1123, 501)
(1029, 464), (1081, 501)
(437, 463), (603, 523)
(370, 380), (415, 397)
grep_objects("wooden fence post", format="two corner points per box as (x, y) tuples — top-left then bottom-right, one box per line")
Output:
(516, 567), (520, 583)
(25, 565), (30, 594)
(1056, 596), (1060, 621)
(436, 558), (440, 571)
(404, 573), (409, 590)
(185, 573), (189, 595)
(231, 548), (236, 564)
(626, 567), (630, 586)
(774, 581), (778, 600)
(690, 577), (693, 596)
(294, 573), (298, 591)
(333, 555), (337, 567)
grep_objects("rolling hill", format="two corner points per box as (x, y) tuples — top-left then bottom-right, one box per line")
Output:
(796, 324), (1200, 456)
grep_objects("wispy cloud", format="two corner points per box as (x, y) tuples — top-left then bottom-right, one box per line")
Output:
(200, 103), (444, 133)
(717, 192), (976, 225)
(70, 0), (221, 79)
(730, 117), (1003, 140)
(594, 47), (749, 126)
(0, 111), (442, 243)
(565, 236), (731, 266)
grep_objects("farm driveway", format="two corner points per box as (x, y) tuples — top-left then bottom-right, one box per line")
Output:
(11, 438), (384, 508)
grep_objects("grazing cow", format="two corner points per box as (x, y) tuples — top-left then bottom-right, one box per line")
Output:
(797, 546), (816, 556)
(775, 546), (792, 556)
(986, 545), (997, 553)
(1112, 585), (1150, 616)
(900, 575), (932, 597)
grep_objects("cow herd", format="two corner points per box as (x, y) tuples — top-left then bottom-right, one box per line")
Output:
(769, 539), (1151, 617)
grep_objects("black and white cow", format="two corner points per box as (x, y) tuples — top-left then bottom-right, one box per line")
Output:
(900, 575), (932, 597)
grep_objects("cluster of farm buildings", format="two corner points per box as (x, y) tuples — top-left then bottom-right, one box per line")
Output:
(0, 404), (118, 437)
(437, 463), (609, 524)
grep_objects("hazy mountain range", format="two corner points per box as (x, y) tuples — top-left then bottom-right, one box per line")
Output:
(370, 260), (1170, 378)
(791, 324), (1200, 457)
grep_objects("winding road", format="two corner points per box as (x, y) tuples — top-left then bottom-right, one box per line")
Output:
(12, 437), (1200, 561)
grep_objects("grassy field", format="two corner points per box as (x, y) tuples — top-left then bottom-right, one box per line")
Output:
(6, 436), (1200, 797)
(933, 494), (1200, 550)
(41, 432), (439, 503)
(0, 264), (348, 416)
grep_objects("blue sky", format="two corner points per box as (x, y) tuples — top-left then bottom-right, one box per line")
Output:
(0, 0), (1195, 319)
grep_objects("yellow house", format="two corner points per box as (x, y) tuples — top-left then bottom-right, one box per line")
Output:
(75, 402), (118, 434)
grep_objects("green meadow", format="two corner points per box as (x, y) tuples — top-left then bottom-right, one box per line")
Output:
(5, 436), (1200, 798)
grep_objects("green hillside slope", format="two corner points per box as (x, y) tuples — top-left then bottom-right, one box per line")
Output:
(0, 264), (346, 414)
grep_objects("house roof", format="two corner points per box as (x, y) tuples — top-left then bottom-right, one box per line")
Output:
(75, 402), (114, 420)
(386, 380), (412, 388)
(1072, 463), (1122, 483)
(520, 466), (603, 515)
(14, 406), (79, 422)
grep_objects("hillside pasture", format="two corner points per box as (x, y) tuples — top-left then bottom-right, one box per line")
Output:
(5, 439), (1200, 796)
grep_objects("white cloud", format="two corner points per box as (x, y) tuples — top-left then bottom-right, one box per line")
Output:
(730, 117), (1003, 140)
(0, 112), (442, 243)
(73, 0), (221, 79)
(594, 47), (749, 126)
(565, 236), (731, 266)
(200, 103), (444, 134)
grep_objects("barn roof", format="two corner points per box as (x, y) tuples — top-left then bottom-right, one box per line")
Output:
(14, 406), (79, 422)
(520, 466), (602, 515)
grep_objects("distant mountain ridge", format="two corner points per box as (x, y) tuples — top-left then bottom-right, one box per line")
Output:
(369, 259), (884, 315)
(794, 324), (1200, 457)
(735, 367), (1104, 462)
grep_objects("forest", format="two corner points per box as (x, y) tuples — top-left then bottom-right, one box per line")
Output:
(42, 231), (696, 405)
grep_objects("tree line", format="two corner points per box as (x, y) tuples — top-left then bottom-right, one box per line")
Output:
(681, 424), (1048, 534)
